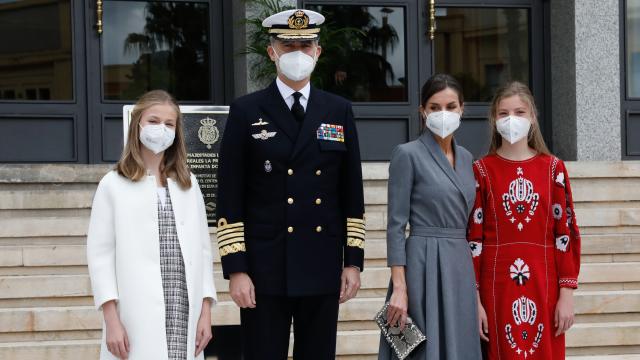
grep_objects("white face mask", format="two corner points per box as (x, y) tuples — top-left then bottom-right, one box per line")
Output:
(496, 115), (531, 144)
(274, 48), (317, 81)
(139, 124), (175, 154)
(425, 110), (461, 139)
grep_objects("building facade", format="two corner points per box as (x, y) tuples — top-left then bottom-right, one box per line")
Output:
(0, 0), (638, 163)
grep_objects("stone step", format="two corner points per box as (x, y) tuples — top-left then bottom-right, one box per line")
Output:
(3, 163), (640, 210)
(577, 208), (640, 228)
(2, 263), (640, 302)
(0, 240), (387, 270)
(3, 290), (640, 334)
(0, 217), (89, 238)
(0, 339), (100, 360)
(580, 263), (640, 284)
(0, 331), (383, 359)
(567, 322), (640, 348)
(1, 234), (639, 273)
(1, 320), (640, 358)
(0, 189), (95, 210)
(574, 290), (640, 315)
(2, 206), (640, 240)
(0, 299), (381, 334)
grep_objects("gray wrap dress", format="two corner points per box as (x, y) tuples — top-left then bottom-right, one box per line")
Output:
(378, 132), (482, 360)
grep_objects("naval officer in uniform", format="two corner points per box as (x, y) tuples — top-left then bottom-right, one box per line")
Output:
(216, 9), (366, 360)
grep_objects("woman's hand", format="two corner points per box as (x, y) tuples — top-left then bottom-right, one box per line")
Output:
(103, 301), (130, 359)
(195, 298), (214, 356)
(477, 292), (489, 342)
(386, 287), (409, 330)
(555, 288), (575, 336)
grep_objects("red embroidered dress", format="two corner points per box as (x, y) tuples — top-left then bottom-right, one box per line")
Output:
(467, 154), (581, 359)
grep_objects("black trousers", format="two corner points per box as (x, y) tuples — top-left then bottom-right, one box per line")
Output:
(240, 293), (340, 360)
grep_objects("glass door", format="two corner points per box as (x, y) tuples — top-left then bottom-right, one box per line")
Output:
(85, 0), (226, 163)
(0, 0), (88, 162)
(302, 0), (424, 160)
(433, 0), (546, 157)
(301, 0), (546, 160)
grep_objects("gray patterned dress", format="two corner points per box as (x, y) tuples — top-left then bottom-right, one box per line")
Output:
(158, 188), (189, 360)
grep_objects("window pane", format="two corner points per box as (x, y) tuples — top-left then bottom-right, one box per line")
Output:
(0, 0), (73, 101)
(434, 8), (530, 102)
(306, 5), (407, 102)
(103, 1), (210, 101)
(628, 0), (640, 98)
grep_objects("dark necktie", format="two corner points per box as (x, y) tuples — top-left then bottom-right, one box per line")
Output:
(291, 92), (305, 126)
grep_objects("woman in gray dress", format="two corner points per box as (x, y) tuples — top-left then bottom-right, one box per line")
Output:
(379, 74), (482, 359)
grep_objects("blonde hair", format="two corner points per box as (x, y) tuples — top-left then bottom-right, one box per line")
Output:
(488, 81), (551, 155)
(116, 90), (192, 189)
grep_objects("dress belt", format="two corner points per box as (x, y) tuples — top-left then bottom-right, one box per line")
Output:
(409, 226), (467, 239)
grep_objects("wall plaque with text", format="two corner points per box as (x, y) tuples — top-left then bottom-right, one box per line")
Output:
(123, 105), (229, 226)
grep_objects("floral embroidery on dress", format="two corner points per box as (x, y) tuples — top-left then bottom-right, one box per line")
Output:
(510, 258), (530, 286)
(502, 167), (540, 231)
(469, 241), (483, 258)
(556, 235), (570, 252)
(506, 296), (544, 358)
(473, 208), (484, 224)
(555, 172), (565, 187)
(552, 204), (563, 220)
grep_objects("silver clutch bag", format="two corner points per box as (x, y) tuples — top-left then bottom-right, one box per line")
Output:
(374, 302), (427, 360)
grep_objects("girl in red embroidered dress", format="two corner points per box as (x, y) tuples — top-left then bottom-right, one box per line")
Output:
(467, 82), (580, 359)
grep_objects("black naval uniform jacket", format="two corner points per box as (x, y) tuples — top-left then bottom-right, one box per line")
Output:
(216, 81), (366, 296)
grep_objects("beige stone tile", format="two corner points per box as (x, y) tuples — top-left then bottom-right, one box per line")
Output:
(0, 247), (23, 267)
(22, 246), (87, 267)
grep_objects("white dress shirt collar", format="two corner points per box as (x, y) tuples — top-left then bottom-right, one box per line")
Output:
(276, 77), (310, 111)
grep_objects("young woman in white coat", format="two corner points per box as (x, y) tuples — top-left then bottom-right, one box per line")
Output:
(87, 90), (217, 360)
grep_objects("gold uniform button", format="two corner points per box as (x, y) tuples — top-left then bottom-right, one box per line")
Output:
(288, 226), (294, 233)
(287, 197), (294, 204)
(315, 198), (322, 205)
(288, 169), (294, 175)
(316, 226), (322, 233)
(315, 170), (322, 176)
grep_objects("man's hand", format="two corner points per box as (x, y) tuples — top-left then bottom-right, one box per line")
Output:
(229, 272), (256, 308)
(339, 267), (361, 303)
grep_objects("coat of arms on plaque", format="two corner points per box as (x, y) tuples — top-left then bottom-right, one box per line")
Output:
(198, 117), (219, 149)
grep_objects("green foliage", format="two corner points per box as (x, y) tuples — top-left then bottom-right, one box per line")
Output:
(242, 0), (295, 82)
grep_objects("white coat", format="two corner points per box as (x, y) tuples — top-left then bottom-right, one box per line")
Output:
(87, 171), (217, 360)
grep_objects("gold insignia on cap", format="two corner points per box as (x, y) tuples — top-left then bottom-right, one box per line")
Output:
(288, 10), (309, 30)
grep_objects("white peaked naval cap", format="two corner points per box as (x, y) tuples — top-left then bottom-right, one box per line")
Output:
(262, 9), (325, 40)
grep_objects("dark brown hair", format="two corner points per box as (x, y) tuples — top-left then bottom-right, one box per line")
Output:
(487, 81), (550, 155)
(116, 90), (192, 189)
(419, 74), (464, 131)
